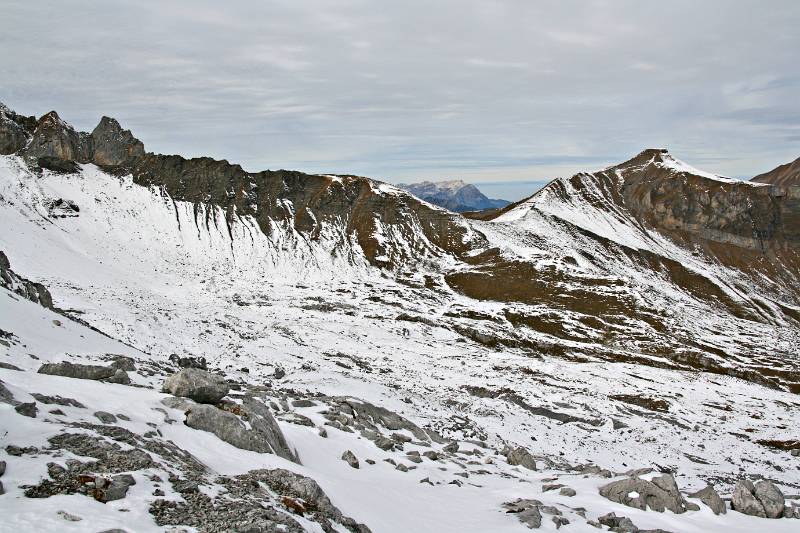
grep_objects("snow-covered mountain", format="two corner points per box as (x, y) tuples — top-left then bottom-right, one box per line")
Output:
(398, 179), (510, 212)
(1, 104), (800, 532)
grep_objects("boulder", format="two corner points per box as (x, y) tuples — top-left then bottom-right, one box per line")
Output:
(241, 396), (298, 462)
(731, 479), (766, 518)
(502, 499), (543, 529)
(14, 402), (37, 418)
(94, 411), (117, 424)
(93, 474), (136, 503)
(559, 487), (576, 497)
(341, 450), (359, 469)
(162, 368), (229, 404)
(753, 480), (785, 519)
(37, 361), (116, 381)
(506, 447), (537, 471)
(599, 475), (685, 513)
(689, 485), (726, 515)
(180, 397), (298, 463)
(598, 512), (638, 532)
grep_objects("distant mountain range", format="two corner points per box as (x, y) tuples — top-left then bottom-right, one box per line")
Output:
(397, 179), (510, 212)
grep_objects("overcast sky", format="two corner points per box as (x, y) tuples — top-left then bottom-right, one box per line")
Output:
(3, 1), (799, 200)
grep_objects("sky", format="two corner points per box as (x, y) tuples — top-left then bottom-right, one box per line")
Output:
(2, 1), (799, 201)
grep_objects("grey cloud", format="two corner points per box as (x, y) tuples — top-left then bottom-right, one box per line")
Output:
(2, 0), (799, 195)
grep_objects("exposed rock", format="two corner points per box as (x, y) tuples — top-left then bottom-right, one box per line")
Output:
(688, 485), (726, 515)
(341, 450), (359, 469)
(14, 402), (37, 418)
(162, 368), (229, 404)
(0, 460), (6, 476)
(57, 510), (82, 522)
(0, 251), (54, 308)
(598, 512), (638, 532)
(292, 399), (316, 408)
(503, 499), (543, 529)
(24, 111), (92, 163)
(599, 474), (686, 513)
(251, 468), (372, 533)
(559, 487), (576, 497)
(31, 394), (86, 408)
(110, 356), (136, 371)
(179, 397), (298, 462)
(731, 479), (766, 518)
(241, 396), (298, 462)
(90, 116), (144, 166)
(442, 441), (459, 453)
(94, 474), (136, 502)
(168, 354), (207, 370)
(94, 411), (118, 424)
(37, 361), (116, 381)
(0, 103), (36, 154)
(753, 480), (785, 519)
(505, 446), (537, 470)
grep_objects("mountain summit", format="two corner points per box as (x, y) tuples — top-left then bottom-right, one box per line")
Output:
(397, 179), (510, 212)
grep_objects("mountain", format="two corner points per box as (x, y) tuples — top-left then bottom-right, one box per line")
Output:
(1, 104), (800, 532)
(397, 179), (510, 212)
(751, 156), (800, 187)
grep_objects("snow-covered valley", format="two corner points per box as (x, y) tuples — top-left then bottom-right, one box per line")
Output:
(1, 110), (799, 532)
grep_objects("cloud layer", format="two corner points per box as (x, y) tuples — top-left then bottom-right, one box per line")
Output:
(3, 0), (799, 199)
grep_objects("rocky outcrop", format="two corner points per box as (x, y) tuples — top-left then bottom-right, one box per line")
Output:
(0, 102), (484, 269)
(731, 479), (785, 518)
(599, 474), (689, 514)
(24, 111), (93, 163)
(37, 361), (128, 382)
(162, 368), (229, 404)
(0, 251), (53, 309)
(0, 103), (36, 154)
(504, 446), (537, 470)
(166, 395), (298, 462)
(91, 116), (144, 166)
(502, 499), (542, 528)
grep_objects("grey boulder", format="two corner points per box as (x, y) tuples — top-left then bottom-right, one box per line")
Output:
(178, 396), (298, 463)
(599, 474), (686, 514)
(341, 450), (359, 469)
(689, 485), (726, 515)
(162, 368), (229, 404)
(506, 446), (537, 471)
(37, 361), (126, 382)
(753, 480), (785, 519)
(731, 479), (766, 518)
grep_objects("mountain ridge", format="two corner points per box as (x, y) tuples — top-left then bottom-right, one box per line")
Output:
(397, 179), (510, 212)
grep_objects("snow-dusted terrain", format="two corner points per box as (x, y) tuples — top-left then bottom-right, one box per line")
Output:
(1, 142), (799, 533)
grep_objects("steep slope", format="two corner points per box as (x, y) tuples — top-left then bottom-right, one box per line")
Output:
(752, 156), (800, 187)
(398, 179), (510, 212)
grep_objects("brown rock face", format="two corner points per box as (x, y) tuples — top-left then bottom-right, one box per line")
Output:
(752, 156), (800, 187)
(91, 116), (145, 166)
(0, 104), (37, 154)
(25, 111), (93, 163)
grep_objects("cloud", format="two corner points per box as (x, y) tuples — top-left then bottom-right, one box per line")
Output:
(1, 0), (799, 185)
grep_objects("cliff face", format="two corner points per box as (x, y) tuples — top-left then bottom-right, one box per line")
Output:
(0, 103), (483, 268)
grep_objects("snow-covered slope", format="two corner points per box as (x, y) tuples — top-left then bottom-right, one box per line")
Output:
(1, 106), (800, 531)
